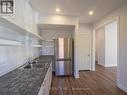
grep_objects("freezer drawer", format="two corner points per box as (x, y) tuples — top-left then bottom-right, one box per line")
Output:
(55, 60), (72, 76)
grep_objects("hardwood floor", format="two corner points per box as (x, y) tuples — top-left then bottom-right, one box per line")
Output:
(49, 64), (127, 95)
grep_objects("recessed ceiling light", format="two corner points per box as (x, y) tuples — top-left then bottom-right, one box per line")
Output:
(89, 11), (94, 15)
(56, 8), (60, 12)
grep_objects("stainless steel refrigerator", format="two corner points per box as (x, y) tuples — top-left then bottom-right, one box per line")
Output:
(54, 38), (74, 76)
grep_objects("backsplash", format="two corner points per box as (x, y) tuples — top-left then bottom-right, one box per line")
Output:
(0, 46), (26, 76)
(0, 44), (40, 77)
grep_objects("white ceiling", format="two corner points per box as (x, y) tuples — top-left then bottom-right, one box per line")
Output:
(30, 0), (126, 23)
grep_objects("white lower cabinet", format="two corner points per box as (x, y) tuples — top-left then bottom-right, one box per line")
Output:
(38, 63), (52, 95)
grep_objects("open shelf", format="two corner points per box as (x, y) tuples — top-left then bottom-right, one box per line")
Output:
(44, 46), (54, 48)
(32, 45), (43, 48)
(42, 40), (54, 48)
(0, 39), (23, 46)
(45, 40), (54, 42)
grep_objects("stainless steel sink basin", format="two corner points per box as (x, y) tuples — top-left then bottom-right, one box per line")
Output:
(31, 61), (48, 64)
(24, 64), (45, 69)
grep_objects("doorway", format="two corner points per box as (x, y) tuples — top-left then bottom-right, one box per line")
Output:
(95, 20), (118, 88)
(95, 20), (118, 67)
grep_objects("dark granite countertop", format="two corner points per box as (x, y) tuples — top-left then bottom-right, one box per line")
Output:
(0, 55), (54, 95)
(34, 55), (55, 63)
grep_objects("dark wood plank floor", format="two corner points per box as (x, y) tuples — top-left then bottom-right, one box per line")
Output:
(49, 64), (127, 95)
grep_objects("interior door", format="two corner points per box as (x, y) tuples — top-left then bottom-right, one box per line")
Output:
(77, 34), (91, 70)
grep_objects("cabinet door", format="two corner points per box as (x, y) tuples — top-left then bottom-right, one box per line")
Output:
(38, 63), (52, 95)
(38, 83), (45, 95)
(45, 64), (52, 95)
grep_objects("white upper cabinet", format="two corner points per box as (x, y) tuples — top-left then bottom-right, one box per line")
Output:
(1, 0), (25, 29)
(1, 0), (38, 36)
(23, 1), (38, 35)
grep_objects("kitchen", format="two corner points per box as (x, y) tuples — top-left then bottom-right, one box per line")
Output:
(0, 0), (127, 95)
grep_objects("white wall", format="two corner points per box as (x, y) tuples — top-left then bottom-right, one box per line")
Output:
(78, 24), (92, 34)
(96, 27), (105, 66)
(94, 1), (127, 92)
(105, 21), (117, 67)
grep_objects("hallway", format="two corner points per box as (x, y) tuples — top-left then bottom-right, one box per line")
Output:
(50, 64), (127, 95)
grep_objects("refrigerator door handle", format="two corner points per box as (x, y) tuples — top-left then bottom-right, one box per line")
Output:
(56, 58), (72, 61)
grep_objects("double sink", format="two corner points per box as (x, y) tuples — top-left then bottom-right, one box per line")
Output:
(23, 60), (49, 69)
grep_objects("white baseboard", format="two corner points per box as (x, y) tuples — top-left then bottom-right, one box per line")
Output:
(97, 63), (105, 67)
(98, 63), (117, 67)
(74, 74), (79, 78)
(74, 72), (79, 78)
(118, 83), (127, 93)
(105, 64), (117, 67)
